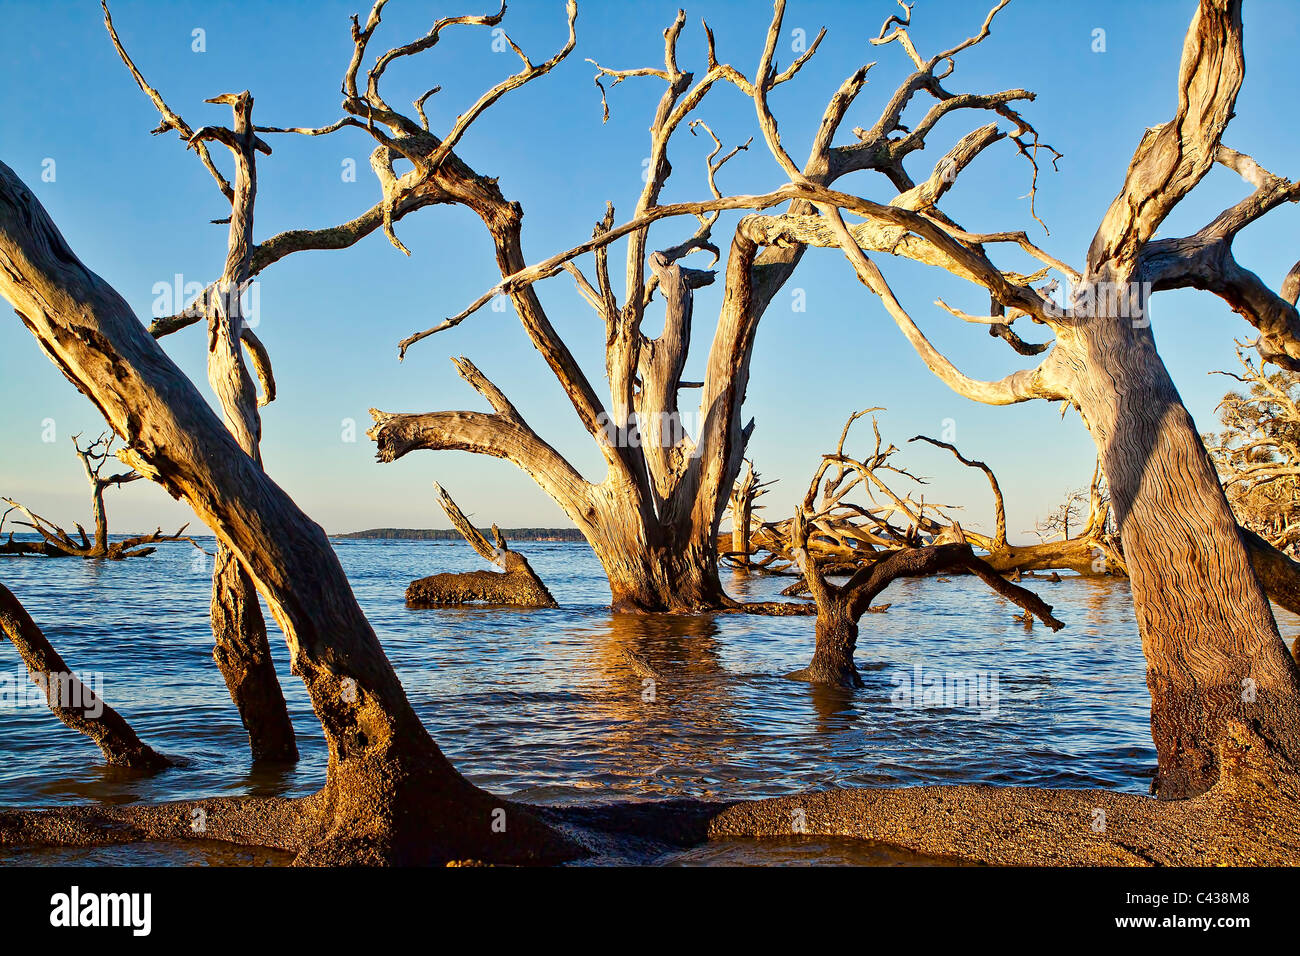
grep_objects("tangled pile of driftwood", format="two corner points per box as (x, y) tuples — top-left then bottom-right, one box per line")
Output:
(1, 432), (191, 560)
(725, 410), (1125, 585)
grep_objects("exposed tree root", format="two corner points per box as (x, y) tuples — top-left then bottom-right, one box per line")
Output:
(405, 485), (557, 608)
(3, 723), (1295, 866)
(702, 722), (1300, 865)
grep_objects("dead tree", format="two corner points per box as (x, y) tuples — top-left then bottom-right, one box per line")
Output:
(1, 432), (190, 559)
(787, 496), (1064, 689)
(368, 0), (1300, 795)
(558, 0), (1298, 797)
(2, 0), (1300, 867)
(0, 1), (607, 864)
(448, 0), (1300, 794)
(0, 581), (171, 769)
(0, 156), (581, 864)
(1206, 342), (1300, 554)
(1031, 488), (1086, 543)
(359, 1), (1066, 614)
(406, 485), (557, 607)
(724, 460), (773, 570)
(101, 3), (305, 763)
(802, 0), (1300, 798)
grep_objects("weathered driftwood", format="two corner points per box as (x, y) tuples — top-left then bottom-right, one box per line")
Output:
(405, 485), (557, 608)
(785, 440), (1064, 688)
(0, 582), (171, 770)
(916, 439), (1127, 577)
(748, 411), (1119, 596)
(1, 432), (191, 560)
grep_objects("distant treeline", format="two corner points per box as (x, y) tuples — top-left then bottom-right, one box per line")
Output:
(335, 528), (587, 542)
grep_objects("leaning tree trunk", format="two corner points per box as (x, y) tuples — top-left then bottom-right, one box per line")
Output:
(1069, 289), (1300, 799)
(211, 549), (298, 761)
(0, 581), (171, 770)
(0, 160), (577, 864)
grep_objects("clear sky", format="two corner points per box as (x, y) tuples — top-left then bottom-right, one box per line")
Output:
(2, 0), (1298, 541)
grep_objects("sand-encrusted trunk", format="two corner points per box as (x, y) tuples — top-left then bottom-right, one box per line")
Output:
(1069, 296), (1300, 799)
(405, 485), (557, 608)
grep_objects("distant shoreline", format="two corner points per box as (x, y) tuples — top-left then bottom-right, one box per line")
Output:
(333, 528), (587, 542)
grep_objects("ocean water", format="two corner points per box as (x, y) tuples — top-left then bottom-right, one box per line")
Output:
(3, 537), (1293, 863)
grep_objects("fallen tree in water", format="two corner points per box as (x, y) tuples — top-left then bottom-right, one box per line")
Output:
(783, 417), (1065, 687)
(0, 581), (171, 770)
(1, 432), (191, 560)
(406, 485), (557, 608)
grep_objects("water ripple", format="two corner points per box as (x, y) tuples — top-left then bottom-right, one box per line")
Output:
(5, 537), (1289, 813)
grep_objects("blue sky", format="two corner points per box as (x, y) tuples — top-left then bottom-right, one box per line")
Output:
(2, 0), (1298, 540)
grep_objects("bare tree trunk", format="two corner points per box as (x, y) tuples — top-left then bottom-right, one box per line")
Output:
(0, 581), (170, 770)
(789, 599), (862, 689)
(1070, 306), (1300, 799)
(0, 160), (578, 864)
(90, 483), (108, 555)
(586, 503), (725, 613)
(192, 91), (297, 764)
(405, 485), (557, 607)
(211, 549), (297, 761)
(730, 513), (752, 570)
(727, 460), (770, 572)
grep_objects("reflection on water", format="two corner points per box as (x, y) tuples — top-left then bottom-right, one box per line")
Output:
(5, 538), (1296, 863)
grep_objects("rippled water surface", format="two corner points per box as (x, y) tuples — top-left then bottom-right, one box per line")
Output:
(4, 537), (1295, 863)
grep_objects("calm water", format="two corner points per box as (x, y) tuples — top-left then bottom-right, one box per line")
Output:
(4, 537), (1294, 863)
